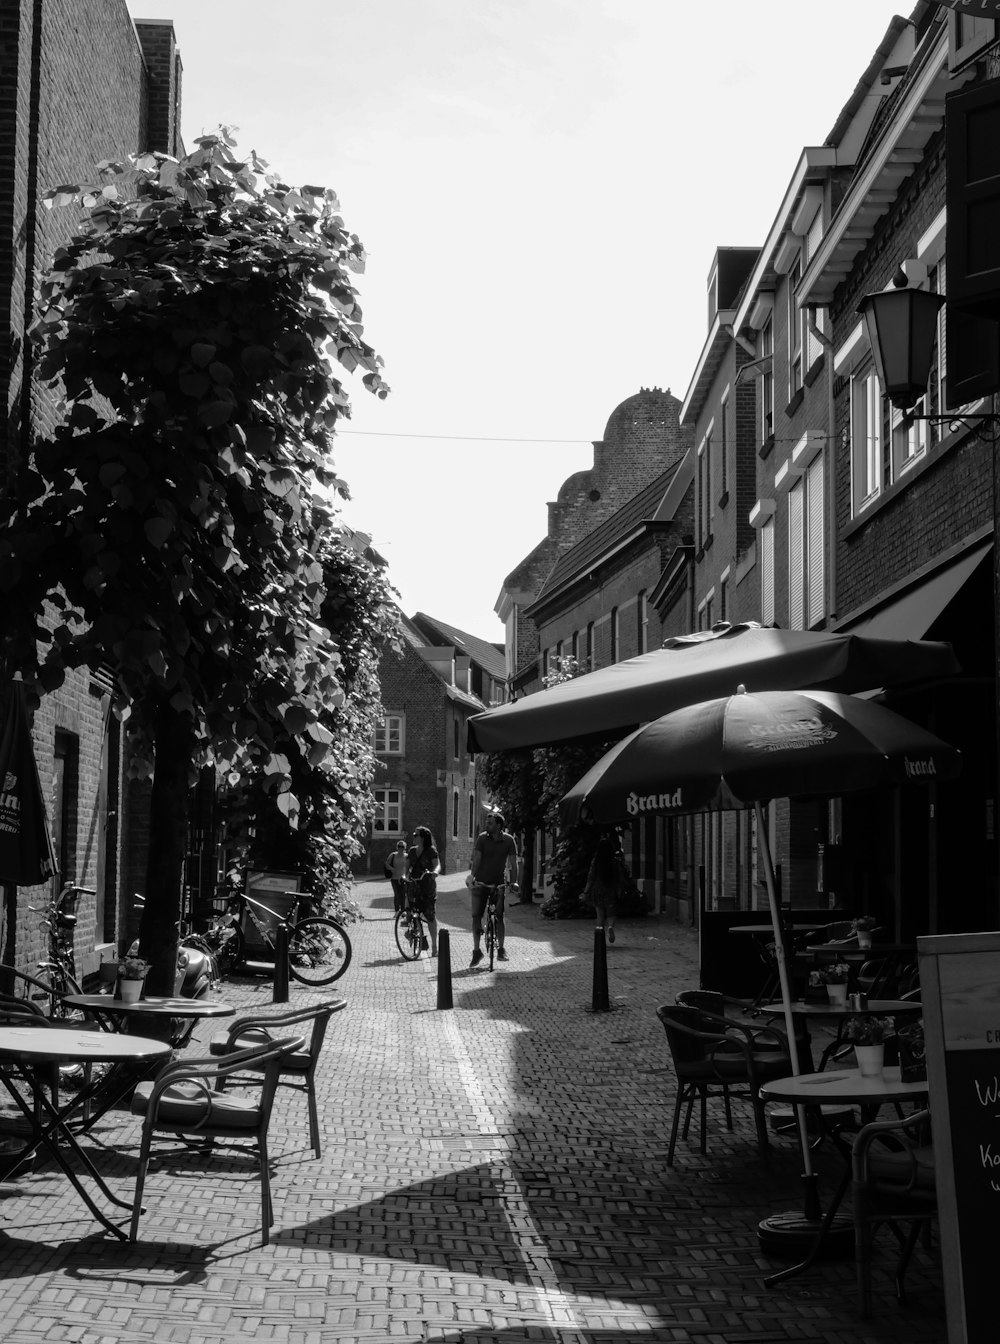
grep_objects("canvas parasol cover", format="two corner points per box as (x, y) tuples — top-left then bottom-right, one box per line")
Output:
(560, 687), (963, 826)
(0, 677), (59, 886)
(468, 622), (961, 754)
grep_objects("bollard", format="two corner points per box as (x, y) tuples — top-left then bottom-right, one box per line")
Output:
(436, 929), (453, 1010)
(273, 921), (290, 1003)
(591, 927), (610, 1012)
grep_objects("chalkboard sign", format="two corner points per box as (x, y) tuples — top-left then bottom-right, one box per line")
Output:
(918, 932), (1000, 1344)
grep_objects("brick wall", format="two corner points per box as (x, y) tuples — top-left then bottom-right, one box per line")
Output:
(830, 133), (991, 619)
(0, 1), (181, 975)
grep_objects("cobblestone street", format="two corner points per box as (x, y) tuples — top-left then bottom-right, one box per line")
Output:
(0, 874), (946, 1343)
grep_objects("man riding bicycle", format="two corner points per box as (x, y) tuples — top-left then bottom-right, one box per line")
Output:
(467, 809), (518, 966)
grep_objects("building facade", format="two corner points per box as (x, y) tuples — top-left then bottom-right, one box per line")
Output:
(368, 612), (507, 878)
(0, 2), (182, 974)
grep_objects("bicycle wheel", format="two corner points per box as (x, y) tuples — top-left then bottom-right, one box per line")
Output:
(394, 909), (423, 960)
(484, 909), (496, 971)
(287, 917), (352, 985)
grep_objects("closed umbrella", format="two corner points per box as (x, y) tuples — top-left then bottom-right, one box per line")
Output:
(560, 686), (961, 1180)
(0, 676), (59, 886)
(467, 622), (961, 753)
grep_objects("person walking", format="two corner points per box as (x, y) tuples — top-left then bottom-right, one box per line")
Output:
(468, 810), (518, 966)
(407, 825), (440, 956)
(387, 840), (408, 913)
(584, 832), (626, 943)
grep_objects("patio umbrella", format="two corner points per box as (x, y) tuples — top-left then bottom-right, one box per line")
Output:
(467, 622), (961, 753)
(0, 676), (59, 886)
(560, 686), (961, 1178)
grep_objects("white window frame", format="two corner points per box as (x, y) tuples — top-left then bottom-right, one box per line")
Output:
(374, 714), (404, 755)
(787, 252), (804, 398)
(760, 314), (774, 440)
(787, 445), (825, 630)
(850, 367), (882, 516)
(467, 792), (475, 839)
(373, 789), (402, 835)
(452, 788), (459, 839)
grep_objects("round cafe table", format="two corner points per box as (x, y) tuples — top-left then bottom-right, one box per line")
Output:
(62, 992), (235, 1032)
(756, 1065), (930, 1284)
(759, 998), (919, 1071)
(0, 1025), (171, 1239)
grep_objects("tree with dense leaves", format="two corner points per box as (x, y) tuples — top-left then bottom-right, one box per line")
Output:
(0, 130), (391, 991)
(477, 658), (619, 917)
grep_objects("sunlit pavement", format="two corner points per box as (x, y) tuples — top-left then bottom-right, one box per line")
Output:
(0, 872), (944, 1343)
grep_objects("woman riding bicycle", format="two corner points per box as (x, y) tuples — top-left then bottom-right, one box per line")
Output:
(407, 826), (440, 957)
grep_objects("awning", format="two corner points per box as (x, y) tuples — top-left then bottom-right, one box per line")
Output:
(838, 539), (991, 641)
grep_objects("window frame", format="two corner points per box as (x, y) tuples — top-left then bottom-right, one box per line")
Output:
(374, 713), (404, 755)
(372, 788), (402, 835)
(760, 314), (774, 441)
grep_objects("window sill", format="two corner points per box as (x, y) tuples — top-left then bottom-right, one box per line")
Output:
(805, 354), (825, 389)
(717, 490), (729, 510)
(759, 435), (775, 461)
(785, 387), (805, 417)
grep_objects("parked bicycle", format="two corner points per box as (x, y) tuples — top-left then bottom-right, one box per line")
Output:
(394, 879), (430, 961)
(219, 889), (352, 986)
(23, 882), (95, 1016)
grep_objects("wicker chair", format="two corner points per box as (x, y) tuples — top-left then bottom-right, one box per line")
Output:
(851, 1108), (936, 1317)
(655, 1004), (792, 1165)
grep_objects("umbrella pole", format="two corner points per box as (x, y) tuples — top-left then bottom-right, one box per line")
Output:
(755, 803), (815, 1186)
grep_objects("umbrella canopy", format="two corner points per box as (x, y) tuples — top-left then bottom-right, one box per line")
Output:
(558, 687), (961, 1176)
(560, 688), (963, 826)
(467, 622), (961, 754)
(0, 677), (59, 886)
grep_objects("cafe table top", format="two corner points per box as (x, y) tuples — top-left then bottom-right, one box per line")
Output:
(806, 941), (914, 955)
(62, 993), (236, 1020)
(759, 998), (918, 1018)
(729, 923), (827, 935)
(0, 1023), (172, 1064)
(760, 1064), (929, 1107)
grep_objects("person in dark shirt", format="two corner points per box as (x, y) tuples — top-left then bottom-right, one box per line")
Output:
(467, 810), (518, 966)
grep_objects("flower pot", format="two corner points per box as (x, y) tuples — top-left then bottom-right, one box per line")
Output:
(857, 931), (873, 950)
(854, 1043), (884, 1077)
(826, 983), (848, 1007)
(118, 977), (144, 1003)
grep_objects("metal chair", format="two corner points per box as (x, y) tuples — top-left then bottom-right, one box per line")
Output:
(128, 1035), (304, 1246)
(208, 1000), (344, 1158)
(655, 1004), (792, 1165)
(851, 1108), (936, 1317)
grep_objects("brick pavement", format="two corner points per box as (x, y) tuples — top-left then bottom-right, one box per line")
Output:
(0, 875), (946, 1343)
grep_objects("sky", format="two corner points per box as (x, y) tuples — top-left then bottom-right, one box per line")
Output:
(128, 0), (907, 640)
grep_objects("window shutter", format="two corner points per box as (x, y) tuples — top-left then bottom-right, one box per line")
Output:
(788, 482), (804, 630)
(806, 455), (825, 627)
(760, 519), (775, 626)
(946, 77), (1000, 318)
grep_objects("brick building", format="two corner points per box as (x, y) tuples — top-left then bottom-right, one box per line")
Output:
(491, 4), (1000, 951)
(0, 2), (182, 974)
(498, 387), (693, 696)
(368, 611), (507, 878)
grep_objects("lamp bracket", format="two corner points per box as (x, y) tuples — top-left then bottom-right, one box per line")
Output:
(901, 412), (1000, 444)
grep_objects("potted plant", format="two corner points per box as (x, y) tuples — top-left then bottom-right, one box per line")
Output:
(852, 915), (879, 950)
(844, 1013), (896, 1077)
(816, 961), (852, 1007)
(897, 1018), (926, 1082)
(117, 954), (150, 1003)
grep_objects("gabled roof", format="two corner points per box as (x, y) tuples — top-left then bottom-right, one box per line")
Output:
(528, 463), (682, 612)
(411, 613), (507, 681)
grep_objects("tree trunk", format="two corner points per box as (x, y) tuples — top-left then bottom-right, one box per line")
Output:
(139, 700), (193, 996)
